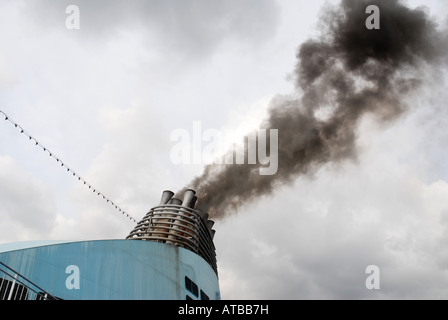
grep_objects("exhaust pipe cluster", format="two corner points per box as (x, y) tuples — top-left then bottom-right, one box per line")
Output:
(158, 189), (215, 239)
(126, 189), (217, 274)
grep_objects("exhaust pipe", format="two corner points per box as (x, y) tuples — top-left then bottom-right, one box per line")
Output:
(189, 196), (197, 209)
(169, 198), (182, 205)
(182, 189), (196, 207)
(159, 190), (174, 205)
(206, 220), (214, 229)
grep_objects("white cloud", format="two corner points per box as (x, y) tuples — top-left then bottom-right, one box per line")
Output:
(0, 155), (57, 242)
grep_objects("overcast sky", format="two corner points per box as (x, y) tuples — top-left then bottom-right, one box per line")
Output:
(1, 0), (448, 299)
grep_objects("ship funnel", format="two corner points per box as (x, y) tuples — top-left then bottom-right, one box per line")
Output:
(182, 189), (196, 207)
(159, 190), (174, 205)
(127, 188), (218, 275)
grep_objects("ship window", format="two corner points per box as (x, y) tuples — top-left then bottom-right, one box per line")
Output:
(185, 276), (198, 297)
(200, 289), (209, 300)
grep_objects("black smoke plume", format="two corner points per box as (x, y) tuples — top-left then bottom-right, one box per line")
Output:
(182, 0), (447, 219)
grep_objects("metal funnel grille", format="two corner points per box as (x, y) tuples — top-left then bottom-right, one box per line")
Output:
(126, 190), (217, 275)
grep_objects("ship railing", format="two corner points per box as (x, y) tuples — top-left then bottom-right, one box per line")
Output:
(0, 260), (58, 300)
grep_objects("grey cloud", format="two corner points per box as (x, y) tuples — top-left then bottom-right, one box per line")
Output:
(21, 0), (280, 60)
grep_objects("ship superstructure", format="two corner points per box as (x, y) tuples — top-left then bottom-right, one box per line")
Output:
(0, 189), (220, 300)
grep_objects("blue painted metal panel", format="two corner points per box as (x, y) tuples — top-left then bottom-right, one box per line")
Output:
(0, 240), (220, 300)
